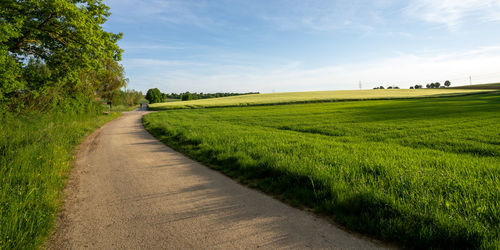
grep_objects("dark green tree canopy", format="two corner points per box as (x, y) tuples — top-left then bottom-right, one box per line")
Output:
(145, 88), (163, 104)
(0, 0), (126, 110)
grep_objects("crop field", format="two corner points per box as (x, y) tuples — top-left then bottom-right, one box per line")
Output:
(143, 92), (500, 248)
(149, 89), (492, 110)
(453, 82), (500, 90)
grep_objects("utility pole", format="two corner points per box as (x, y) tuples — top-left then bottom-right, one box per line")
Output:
(359, 80), (362, 90)
(470, 75), (472, 85)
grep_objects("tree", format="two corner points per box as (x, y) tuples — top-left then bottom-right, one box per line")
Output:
(0, 0), (123, 109)
(181, 92), (193, 101)
(145, 88), (163, 103)
(410, 86), (414, 89)
(444, 80), (451, 87)
(426, 84), (430, 88)
(435, 82), (440, 88)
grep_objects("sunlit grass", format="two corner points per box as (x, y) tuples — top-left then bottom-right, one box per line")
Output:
(149, 89), (492, 110)
(144, 92), (500, 248)
(0, 110), (120, 249)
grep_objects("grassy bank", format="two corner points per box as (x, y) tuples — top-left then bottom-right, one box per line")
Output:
(143, 92), (500, 248)
(452, 82), (500, 90)
(149, 89), (492, 110)
(0, 109), (120, 249)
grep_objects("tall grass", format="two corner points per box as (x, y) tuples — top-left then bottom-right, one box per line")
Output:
(0, 109), (120, 249)
(149, 89), (492, 110)
(143, 92), (500, 248)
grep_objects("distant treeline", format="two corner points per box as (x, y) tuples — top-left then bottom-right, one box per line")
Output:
(177, 92), (260, 101)
(145, 88), (259, 103)
(373, 80), (452, 90)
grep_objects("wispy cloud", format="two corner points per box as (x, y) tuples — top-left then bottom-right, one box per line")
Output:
(125, 46), (500, 93)
(105, 0), (218, 28)
(405, 0), (500, 29)
(256, 0), (388, 33)
(119, 43), (187, 50)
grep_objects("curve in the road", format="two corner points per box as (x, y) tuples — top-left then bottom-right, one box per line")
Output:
(49, 111), (390, 249)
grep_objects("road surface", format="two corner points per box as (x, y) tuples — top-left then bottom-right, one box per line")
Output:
(49, 111), (389, 249)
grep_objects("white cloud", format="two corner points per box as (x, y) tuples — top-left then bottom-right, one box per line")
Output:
(405, 0), (500, 29)
(125, 46), (500, 93)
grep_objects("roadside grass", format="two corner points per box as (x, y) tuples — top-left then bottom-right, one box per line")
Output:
(149, 89), (492, 110)
(143, 92), (500, 249)
(0, 109), (120, 249)
(100, 104), (139, 112)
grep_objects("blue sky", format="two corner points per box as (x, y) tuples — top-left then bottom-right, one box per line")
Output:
(103, 0), (500, 93)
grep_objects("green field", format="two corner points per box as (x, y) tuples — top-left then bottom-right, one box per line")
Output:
(0, 110), (120, 249)
(144, 92), (500, 248)
(149, 89), (492, 110)
(452, 82), (500, 90)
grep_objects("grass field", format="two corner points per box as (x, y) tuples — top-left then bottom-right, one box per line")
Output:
(452, 82), (500, 90)
(143, 92), (500, 248)
(0, 110), (120, 249)
(149, 89), (492, 110)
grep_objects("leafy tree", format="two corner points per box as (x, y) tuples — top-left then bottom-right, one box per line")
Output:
(410, 86), (414, 89)
(0, 0), (124, 110)
(145, 88), (163, 103)
(444, 80), (451, 87)
(435, 82), (440, 88)
(181, 92), (193, 101)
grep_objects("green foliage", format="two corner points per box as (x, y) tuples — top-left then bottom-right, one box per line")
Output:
(445, 80), (451, 87)
(145, 88), (163, 104)
(0, 104), (120, 249)
(181, 92), (193, 101)
(110, 89), (143, 106)
(0, 0), (124, 110)
(144, 92), (500, 248)
(0, 46), (22, 102)
(170, 91), (259, 100)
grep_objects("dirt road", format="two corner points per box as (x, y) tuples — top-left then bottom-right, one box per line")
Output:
(49, 111), (388, 249)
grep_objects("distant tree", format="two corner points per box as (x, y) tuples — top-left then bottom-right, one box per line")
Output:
(435, 82), (441, 88)
(416, 84), (423, 89)
(387, 86), (393, 89)
(444, 80), (451, 87)
(429, 83), (435, 88)
(379, 86), (385, 89)
(145, 88), (163, 103)
(394, 86), (400, 89)
(181, 92), (193, 101)
(426, 84), (430, 88)
(410, 86), (414, 89)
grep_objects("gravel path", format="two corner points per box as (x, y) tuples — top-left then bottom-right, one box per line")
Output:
(48, 111), (390, 249)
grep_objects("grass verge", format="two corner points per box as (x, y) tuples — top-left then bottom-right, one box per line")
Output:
(143, 92), (500, 249)
(0, 109), (120, 249)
